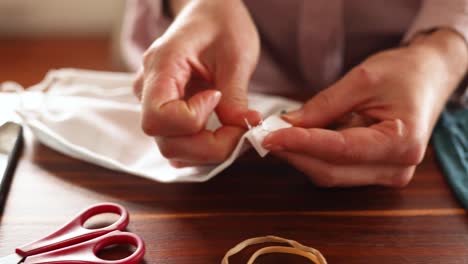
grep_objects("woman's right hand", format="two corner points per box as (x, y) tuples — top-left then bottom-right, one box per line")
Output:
(133, 0), (262, 167)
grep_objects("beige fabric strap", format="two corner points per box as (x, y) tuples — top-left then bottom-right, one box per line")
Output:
(222, 236), (327, 264)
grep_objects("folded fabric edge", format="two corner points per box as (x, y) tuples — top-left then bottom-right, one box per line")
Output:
(432, 111), (468, 209)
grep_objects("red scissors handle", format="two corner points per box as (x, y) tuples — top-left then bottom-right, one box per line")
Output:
(17, 203), (129, 257)
(23, 231), (145, 264)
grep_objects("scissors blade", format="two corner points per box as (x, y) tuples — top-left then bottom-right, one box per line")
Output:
(0, 122), (23, 212)
(0, 253), (23, 264)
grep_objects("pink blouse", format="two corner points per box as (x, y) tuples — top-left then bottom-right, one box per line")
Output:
(121, 0), (468, 100)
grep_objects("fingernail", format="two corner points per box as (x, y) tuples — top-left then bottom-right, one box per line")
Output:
(247, 110), (262, 126)
(263, 134), (284, 151)
(262, 134), (273, 145)
(263, 144), (284, 152)
(282, 109), (303, 124)
(213, 91), (222, 101)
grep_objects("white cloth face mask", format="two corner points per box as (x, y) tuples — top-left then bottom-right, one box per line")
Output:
(0, 69), (301, 183)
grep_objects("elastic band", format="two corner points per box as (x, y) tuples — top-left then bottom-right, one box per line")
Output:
(222, 236), (327, 264)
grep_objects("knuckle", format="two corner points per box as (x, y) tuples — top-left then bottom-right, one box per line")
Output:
(350, 65), (380, 91)
(311, 169), (338, 188)
(141, 122), (159, 136)
(386, 167), (414, 188)
(400, 133), (426, 165)
(141, 115), (163, 136)
(315, 91), (335, 111)
(157, 140), (177, 159)
(378, 119), (426, 165)
(402, 143), (426, 165)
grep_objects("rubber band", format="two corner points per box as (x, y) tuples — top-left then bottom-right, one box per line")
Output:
(222, 236), (327, 264)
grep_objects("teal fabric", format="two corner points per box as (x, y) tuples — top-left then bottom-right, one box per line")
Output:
(432, 109), (468, 208)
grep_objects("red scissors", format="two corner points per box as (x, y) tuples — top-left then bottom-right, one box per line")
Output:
(0, 203), (145, 264)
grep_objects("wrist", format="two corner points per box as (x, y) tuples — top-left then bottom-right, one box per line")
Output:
(404, 29), (468, 128)
(408, 29), (468, 88)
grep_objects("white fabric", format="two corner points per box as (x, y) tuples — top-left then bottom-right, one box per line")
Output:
(0, 69), (301, 182)
(245, 116), (292, 157)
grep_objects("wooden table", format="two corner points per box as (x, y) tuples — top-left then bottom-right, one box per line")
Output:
(1, 37), (468, 263)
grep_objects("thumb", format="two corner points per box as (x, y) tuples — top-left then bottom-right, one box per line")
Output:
(141, 51), (222, 136)
(215, 65), (262, 128)
(216, 87), (262, 128)
(282, 67), (373, 128)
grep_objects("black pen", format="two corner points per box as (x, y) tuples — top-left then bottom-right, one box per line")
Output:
(0, 122), (23, 213)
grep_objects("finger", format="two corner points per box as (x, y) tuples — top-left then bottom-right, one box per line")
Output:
(328, 112), (377, 130)
(142, 87), (222, 136)
(282, 67), (378, 128)
(141, 50), (221, 136)
(274, 151), (415, 187)
(169, 160), (200, 168)
(264, 119), (419, 165)
(156, 126), (245, 164)
(133, 69), (144, 100)
(215, 55), (262, 128)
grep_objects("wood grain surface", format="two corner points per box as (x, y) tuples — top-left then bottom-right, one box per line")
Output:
(1, 37), (467, 264)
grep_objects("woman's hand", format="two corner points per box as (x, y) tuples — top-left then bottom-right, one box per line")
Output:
(134, 0), (261, 167)
(263, 29), (468, 187)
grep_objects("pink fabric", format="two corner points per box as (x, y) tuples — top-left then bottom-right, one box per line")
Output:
(121, 0), (468, 97)
(121, 0), (171, 70)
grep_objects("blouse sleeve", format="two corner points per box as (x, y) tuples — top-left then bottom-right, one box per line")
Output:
(121, 0), (173, 71)
(404, 0), (468, 108)
(403, 0), (468, 44)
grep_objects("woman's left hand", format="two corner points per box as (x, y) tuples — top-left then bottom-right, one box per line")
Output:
(263, 29), (467, 187)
